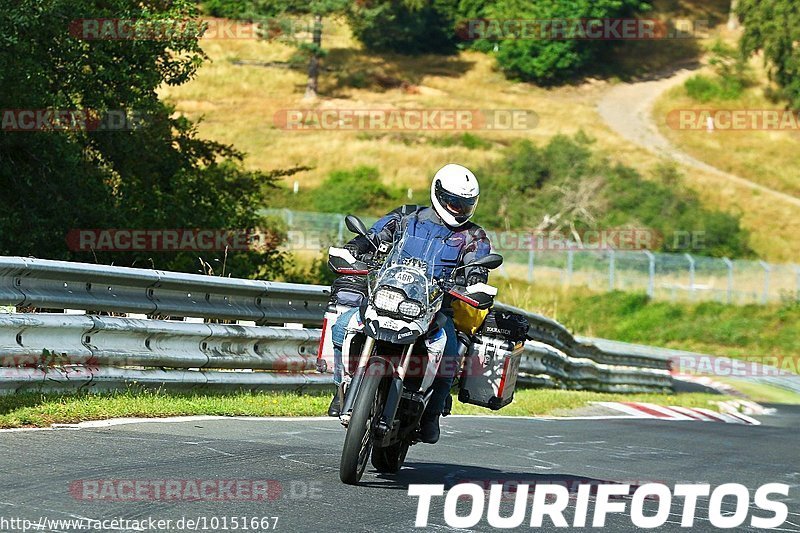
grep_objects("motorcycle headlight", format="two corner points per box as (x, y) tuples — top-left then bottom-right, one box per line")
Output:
(373, 288), (404, 313)
(398, 300), (423, 318)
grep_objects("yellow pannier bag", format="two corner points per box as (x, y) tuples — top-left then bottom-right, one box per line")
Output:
(451, 299), (488, 335)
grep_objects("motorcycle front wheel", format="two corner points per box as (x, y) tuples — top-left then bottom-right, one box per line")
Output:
(371, 440), (409, 474)
(339, 359), (385, 485)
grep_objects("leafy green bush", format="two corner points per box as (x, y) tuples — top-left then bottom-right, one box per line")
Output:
(684, 41), (750, 102)
(201, 0), (252, 18)
(473, 0), (651, 84)
(429, 133), (493, 150)
(198, 0), (288, 19)
(684, 74), (744, 101)
(347, 0), (459, 54)
(311, 166), (401, 213)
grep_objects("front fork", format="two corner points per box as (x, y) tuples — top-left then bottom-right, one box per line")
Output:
(339, 336), (375, 425)
(339, 338), (414, 430)
(376, 343), (414, 435)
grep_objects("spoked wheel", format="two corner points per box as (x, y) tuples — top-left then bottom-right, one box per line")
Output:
(339, 360), (386, 485)
(371, 440), (409, 474)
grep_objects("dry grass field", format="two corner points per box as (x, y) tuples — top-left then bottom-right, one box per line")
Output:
(160, 16), (800, 262)
(654, 78), (800, 199)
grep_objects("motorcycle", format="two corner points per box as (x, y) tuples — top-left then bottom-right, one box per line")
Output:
(327, 214), (503, 485)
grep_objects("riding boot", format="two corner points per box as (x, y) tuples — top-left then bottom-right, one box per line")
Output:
(327, 388), (341, 417)
(419, 410), (441, 444)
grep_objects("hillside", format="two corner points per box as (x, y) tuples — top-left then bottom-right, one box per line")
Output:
(159, 15), (800, 262)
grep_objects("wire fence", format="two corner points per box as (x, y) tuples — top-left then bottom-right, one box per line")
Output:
(264, 209), (800, 305)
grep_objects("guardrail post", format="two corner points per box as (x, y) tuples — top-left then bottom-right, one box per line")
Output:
(685, 253), (695, 300)
(499, 262), (509, 279)
(722, 257), (733, 304)
(527, 249), (535, 283)
(566, 249), (574, 286)
(643, 250), (655, 298)
(795, 264), (800, 301)
(608, 249), (615, 291)
(759, 261), (771, 304)
(337, 216), (345, 244)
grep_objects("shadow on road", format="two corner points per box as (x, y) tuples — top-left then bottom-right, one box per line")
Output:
(360, 461), (642, 495)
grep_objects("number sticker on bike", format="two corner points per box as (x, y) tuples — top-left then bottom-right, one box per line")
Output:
(395, 272), (415, 284)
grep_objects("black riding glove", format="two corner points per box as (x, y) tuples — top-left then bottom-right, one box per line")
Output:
(466, 267), (489, 286)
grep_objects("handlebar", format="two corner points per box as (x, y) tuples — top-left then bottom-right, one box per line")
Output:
(447, 284), (495, 310)
(328, 246), (496, 309)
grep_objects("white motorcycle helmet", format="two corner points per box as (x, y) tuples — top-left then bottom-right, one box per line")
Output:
(430, 163), (480, 228)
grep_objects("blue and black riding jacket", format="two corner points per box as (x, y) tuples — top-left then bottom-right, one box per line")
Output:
(334, 205), (493, 313)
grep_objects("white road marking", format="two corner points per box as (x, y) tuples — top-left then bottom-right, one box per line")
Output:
(0, 407), (761, 434)
(593, 402), (761, 425)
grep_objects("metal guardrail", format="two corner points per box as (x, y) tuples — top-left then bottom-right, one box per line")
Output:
(0, 315), (672, 394)
(579, 337), (800, 395)
(0, 256), (673, 394)
(0, 257), (330, 324)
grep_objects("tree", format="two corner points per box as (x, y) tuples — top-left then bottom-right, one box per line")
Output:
(472, 0), (651, 84)
(256, 0), (348, 99)
(0, 0), (290, 277)
(346, 0), (460, 55)
(737, 0), (800, 109)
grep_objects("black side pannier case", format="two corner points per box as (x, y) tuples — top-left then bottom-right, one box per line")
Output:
(458, 310), (528, 410)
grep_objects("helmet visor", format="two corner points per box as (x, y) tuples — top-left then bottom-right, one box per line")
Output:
(435, 181), (478, 223)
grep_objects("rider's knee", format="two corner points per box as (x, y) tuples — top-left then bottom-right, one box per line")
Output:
(331, 307), (359, 347)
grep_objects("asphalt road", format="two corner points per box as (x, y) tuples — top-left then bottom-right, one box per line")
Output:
(0, 407), (798, 532)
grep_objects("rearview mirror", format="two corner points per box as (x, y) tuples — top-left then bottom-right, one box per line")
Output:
(467, 253), (503, 270)
(345, 215), (368, 237)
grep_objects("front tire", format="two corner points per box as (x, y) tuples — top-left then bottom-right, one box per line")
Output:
(371, 440), (409, 474)
(339, 361), (384, 485)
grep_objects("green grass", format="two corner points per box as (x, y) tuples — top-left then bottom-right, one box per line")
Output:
(0, 388), (731, 429)
(655, 71), (800, 200)
(500, 282), (800, 361)
(0, 389), (331, 428)
(714, 379), (800, 405)
(684, 73), (745, 102)
(451, 390), (732, 417)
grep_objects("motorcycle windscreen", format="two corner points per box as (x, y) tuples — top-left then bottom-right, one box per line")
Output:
(376, 217), (463, 287)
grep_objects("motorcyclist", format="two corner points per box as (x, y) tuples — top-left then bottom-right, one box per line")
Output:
(327, 163), (493, 444)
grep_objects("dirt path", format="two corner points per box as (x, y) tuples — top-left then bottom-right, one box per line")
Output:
(597, 68), (800, 208)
